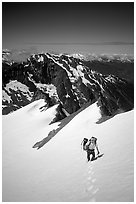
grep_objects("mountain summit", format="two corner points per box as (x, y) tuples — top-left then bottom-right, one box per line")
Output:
(2, 51), (134, 118)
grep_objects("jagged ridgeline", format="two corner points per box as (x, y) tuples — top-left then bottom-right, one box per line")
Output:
(2, 51), (134, 117)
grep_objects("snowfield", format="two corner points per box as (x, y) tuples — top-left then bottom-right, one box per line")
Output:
(2, 99), (134, 202)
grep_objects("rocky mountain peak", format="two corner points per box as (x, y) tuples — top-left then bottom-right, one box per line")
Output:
(2, 51), (134, 119)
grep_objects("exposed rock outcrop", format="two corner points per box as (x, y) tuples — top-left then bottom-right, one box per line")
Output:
(2, 52), (134, 118)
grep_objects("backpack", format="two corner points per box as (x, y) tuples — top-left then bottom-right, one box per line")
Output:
(81, 138), (88, 150)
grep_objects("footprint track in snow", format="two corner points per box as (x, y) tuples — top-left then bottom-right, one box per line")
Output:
(86, 185), (94, 191)
(85, 164), (99, 200)
(87, 176), (92, 181)
(89, 197), (96, 202)
(92, 188), (99, 195)
(92, 178), (96, 183)
(88, 169), (92, 174)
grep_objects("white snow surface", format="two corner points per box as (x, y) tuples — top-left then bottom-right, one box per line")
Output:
(38, 55), (44, 62)
(2, 99), (134, 202)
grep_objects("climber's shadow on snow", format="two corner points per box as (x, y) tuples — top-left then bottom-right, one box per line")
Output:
(92, 153), (104, 161)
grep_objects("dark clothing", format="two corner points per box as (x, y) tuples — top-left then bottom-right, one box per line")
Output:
(87, 149), (95, 161)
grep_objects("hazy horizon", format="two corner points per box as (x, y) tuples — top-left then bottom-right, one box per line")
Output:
(2, 2), (134, 55)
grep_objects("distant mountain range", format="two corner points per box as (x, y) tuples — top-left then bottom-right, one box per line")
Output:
(2, 49), (134, 63)
(2, 49), (134, 117)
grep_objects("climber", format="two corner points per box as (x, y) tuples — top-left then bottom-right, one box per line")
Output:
(86, 137), (100, 161)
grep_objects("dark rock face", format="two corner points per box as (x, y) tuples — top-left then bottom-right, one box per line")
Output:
(2, 52), (134, 117)
(47, 61), (80, 114)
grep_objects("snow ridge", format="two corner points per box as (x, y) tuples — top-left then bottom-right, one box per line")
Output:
(2, 99), (134, 202)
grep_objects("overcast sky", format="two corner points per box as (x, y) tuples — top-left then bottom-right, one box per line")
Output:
(2, 2), (134, 55)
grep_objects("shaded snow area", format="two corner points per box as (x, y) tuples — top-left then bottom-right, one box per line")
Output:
(2, 99), (134, 202)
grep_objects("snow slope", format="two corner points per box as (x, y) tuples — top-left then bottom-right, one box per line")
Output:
(2, 99), (134, 202)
